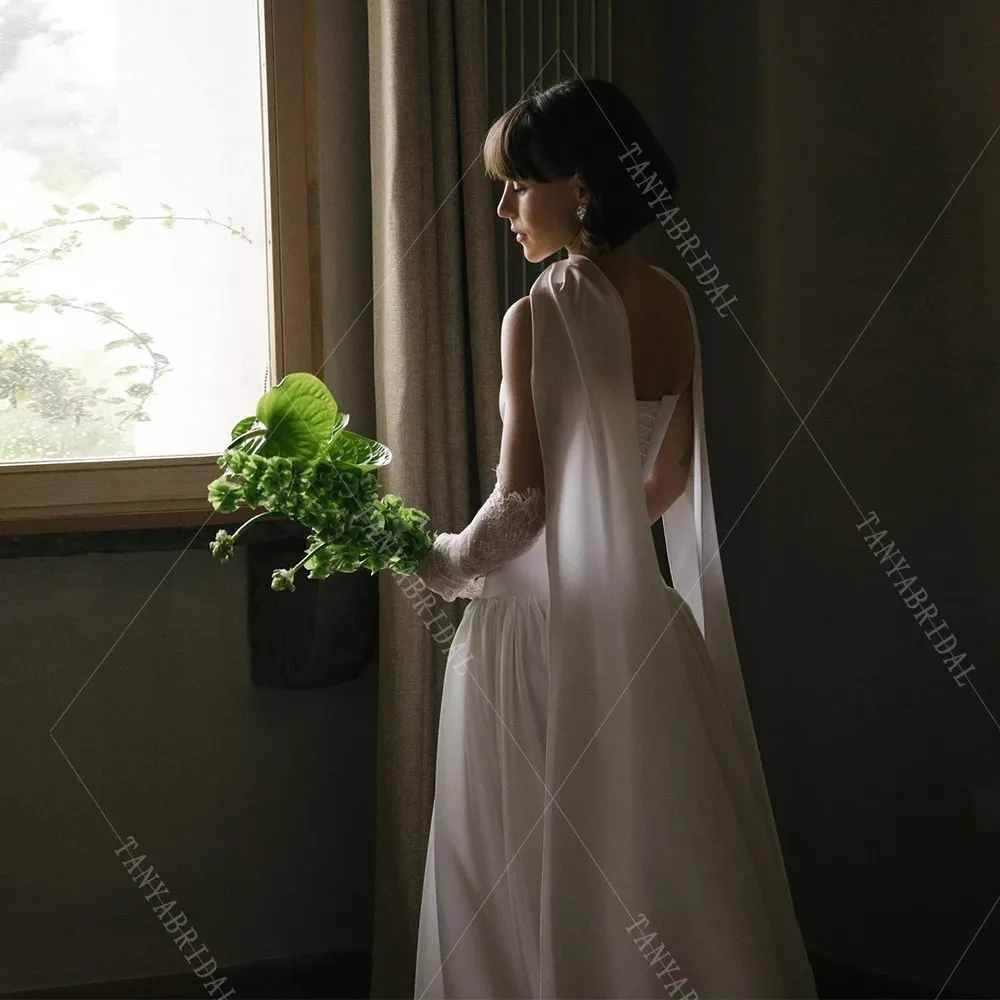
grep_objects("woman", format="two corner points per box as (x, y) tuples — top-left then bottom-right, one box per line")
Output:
(414, 77), (816, 1000)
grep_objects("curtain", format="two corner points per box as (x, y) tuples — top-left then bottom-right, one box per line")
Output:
(366, 2), (500, 996)
(317, 0), (1000, 994)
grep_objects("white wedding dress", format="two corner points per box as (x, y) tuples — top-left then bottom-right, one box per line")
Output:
(414, 258), (816, 999)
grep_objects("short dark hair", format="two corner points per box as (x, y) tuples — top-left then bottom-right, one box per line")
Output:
(482, 76), (678, 253)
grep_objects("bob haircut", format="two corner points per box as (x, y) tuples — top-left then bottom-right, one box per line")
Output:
(482, 77), (678, 253)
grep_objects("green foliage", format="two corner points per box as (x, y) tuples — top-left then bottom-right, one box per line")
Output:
(254, 371), (340, 458)
(0, 385), (132, 461)
(207, 372), (433, 589)
(0, 8), (250, 458)
(0, 338), (109, 425)
(0, 201), (253, 443)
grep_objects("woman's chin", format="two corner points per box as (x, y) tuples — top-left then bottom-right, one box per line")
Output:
(520, 241), (548, 264)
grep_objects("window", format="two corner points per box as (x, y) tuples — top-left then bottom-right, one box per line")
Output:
(0, 0), (320, 533)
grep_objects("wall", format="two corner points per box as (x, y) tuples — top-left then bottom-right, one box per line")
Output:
(616, 2), (1000, 996)
(0, 1), (376, 992)
(8, 1), (999, 995)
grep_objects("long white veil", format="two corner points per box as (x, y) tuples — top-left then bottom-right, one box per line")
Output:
(529, 253), (815, 998)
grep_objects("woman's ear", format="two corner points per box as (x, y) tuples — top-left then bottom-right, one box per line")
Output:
(569, 173), (589, 203)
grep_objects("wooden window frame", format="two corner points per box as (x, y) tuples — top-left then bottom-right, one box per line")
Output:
(0, 0), (321, 536)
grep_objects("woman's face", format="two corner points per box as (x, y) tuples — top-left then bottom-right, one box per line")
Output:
(496, 175), (587, 263)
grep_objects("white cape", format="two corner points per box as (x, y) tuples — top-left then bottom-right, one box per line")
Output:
(528, 253), (816, 998)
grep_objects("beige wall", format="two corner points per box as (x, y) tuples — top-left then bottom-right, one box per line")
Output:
(0, 2), (376, 992)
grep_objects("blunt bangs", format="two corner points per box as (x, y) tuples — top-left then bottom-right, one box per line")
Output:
(482, 100), (568, 184)
(482, 77), (679, 252)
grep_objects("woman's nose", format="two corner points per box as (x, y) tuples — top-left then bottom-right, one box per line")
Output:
(497, 186), (514, 218)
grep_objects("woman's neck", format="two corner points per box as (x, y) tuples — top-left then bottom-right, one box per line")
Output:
(569, 238), (647, 283)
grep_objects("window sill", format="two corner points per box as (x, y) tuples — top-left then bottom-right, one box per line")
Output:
(0, 509), (306, 559)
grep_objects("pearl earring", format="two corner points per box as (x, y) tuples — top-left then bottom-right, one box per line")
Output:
(576, 203), (587, 221)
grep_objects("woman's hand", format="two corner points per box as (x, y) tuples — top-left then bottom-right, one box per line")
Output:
(416, 534), (476, 602)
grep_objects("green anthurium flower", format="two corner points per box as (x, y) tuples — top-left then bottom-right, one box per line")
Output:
(328, 430), (392, 471)
(255, 372), (339, 460)
(208, 373), (432, 587)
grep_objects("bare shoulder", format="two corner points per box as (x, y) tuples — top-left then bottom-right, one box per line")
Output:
(503, 294), (532, 326)
(501, 295), (533, 383)
(501, 295), (532, 349)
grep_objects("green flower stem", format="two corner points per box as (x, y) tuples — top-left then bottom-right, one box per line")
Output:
(229, 427), (267, 450)
(287, 539), (333, 578)
(230, 509), (283, 544)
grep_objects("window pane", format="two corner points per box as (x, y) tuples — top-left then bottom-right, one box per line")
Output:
(0, 0), (271, 464)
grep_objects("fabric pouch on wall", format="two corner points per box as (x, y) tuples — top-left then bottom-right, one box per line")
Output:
(246, 527), (378, 688)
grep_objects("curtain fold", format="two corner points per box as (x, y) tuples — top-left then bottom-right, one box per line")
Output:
(367, 2), (500, 995)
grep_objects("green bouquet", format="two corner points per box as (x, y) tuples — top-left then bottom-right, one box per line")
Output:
(206, 372), (433, 591)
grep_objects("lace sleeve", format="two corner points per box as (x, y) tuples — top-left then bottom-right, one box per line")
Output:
(415, 475), (546, 602)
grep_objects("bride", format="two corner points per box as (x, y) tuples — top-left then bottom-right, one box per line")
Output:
(412, 77), (816, 1000)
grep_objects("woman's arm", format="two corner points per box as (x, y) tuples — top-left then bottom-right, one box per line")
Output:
(415, 296), (545, 601)
(644, 378), (694, 524)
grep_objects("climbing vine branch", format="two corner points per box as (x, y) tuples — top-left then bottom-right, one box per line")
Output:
(0, 201), (252, 430)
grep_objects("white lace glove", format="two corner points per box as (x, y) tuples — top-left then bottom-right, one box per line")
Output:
(415, 475), (546, 602)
